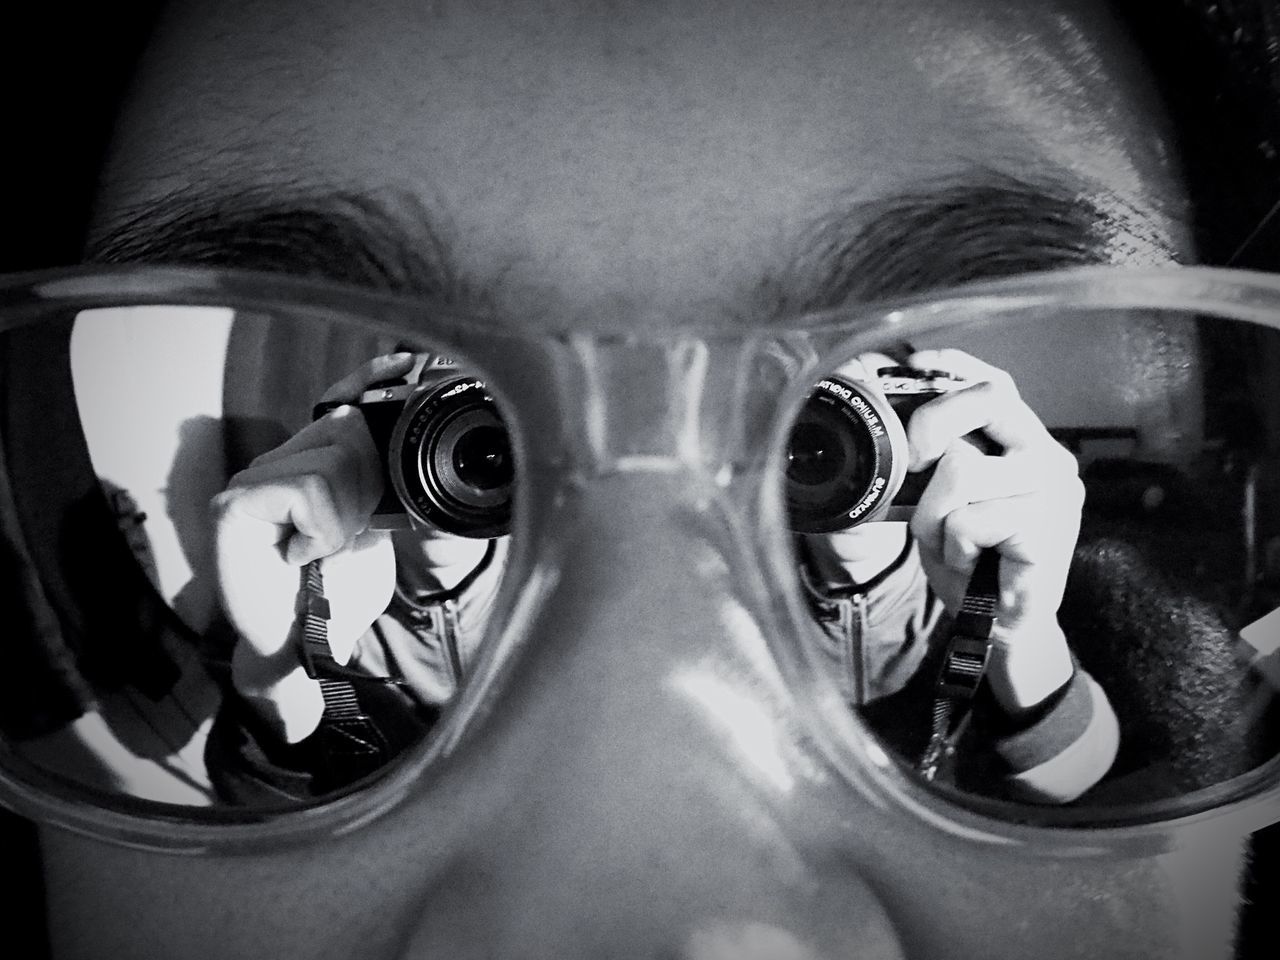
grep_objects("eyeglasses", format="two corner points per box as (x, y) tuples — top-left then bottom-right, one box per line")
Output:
(1, 263), (1278, 856)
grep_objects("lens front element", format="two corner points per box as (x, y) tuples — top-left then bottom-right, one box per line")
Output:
(785, 376), (906, 534)
(392, 377), (513, 538)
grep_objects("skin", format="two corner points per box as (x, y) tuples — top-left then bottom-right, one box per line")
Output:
(37, 0), (1248, 958)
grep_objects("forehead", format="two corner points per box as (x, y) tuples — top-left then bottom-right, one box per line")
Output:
(95, 0), (1183, 324)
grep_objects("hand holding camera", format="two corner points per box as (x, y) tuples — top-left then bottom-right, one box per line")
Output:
(213, 344), (1082, 739)
(210, 353), (416, 742)
(789, 348), (1083, 712)
(212, 351), (511, 741)
(907, 349), (1083, 710)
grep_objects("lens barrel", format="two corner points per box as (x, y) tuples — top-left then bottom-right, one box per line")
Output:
(785, 376), (908, 534)
(390, 377), (513, 538)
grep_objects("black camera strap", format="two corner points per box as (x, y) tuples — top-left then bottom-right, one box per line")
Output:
(285, 559), (436, 790)
(296, 559), (453, 710)
(918, 547), (1001, 782)
(295, 541), (500, 709)
(295, 560), (393, 721)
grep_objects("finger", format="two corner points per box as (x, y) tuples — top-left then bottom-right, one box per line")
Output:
(214, 476), (346, 565)
(909, 443), (1079, 558)
(828, 352), (896, 403)
(936, 496), (1032, 572)
(215, 447), (375, 564)
(906, 348), (1015, 388)
(830, 355), (874, 382)
(909, 441), (982, 557)
(935, 496), (1078, 615)
(319, 351), (418, 405)
(231, 438), (371, 517)
(905, 378), (1053, 466)
(934, 493), (1079, 571)
(235, 408), (384, 518)
(244, 404), (376, 470)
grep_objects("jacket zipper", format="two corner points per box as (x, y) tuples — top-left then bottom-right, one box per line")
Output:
(838, 592), (869, 704)
(438, 599), (465, 684)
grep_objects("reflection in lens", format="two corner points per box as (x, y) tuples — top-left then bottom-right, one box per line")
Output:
(785, 379), (893, 534)
(798, 306), (1280, 824)
(3, 282), (1280, 838)
(0, 302), (514, 820)
(786, 421), (847, 487)
(395, 376), (513, 538)
(451, 424), (513, 493)
(425, 405), (513, 514)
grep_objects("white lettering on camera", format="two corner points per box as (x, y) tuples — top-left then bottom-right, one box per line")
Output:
(817, 380), (885, 438)
(848, 476), (886, 519)
(442, 380), (484, 399)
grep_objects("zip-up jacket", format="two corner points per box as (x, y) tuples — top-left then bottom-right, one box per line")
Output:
(206, 537), (1118, 804)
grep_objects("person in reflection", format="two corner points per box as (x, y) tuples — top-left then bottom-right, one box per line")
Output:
(206, 335), (1119, 804)
(39, 0), (1278, 958)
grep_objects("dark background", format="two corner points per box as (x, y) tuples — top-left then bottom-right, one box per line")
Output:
(1, 6), (165, 957)
(1, 2), (1277, 958)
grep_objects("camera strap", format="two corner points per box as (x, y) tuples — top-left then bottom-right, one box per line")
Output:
(295, 560), (409, 711)
(918, 547), (1000, 782)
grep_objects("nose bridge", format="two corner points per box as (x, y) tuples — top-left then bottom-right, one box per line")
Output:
(394, 332), (907, 957)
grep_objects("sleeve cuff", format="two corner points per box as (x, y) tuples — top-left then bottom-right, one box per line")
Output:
(994, 670), (1120, 804)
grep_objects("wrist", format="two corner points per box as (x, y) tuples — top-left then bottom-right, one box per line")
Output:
(985, 617), (1074, 713)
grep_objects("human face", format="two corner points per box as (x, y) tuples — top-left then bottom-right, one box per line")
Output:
(43, 2), (1238, 959)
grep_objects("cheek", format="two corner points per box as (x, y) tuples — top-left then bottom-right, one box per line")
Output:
(54, 847), (1223, 960)
(1160, 838), (1251, 958)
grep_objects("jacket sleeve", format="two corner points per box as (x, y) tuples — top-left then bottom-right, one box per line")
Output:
(855, 564), (1120, 805)
(985, 664), (1120, 804)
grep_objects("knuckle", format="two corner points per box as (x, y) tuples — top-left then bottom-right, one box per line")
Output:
(940, 510), (973, 559)
(208, 488), (236, 520)
(297, 471), (336, 510)
(908, 511), (935, 548)
(962, 378), (999, 408)
(990, 367), (1017, 392)
(933, 446), (969, 485)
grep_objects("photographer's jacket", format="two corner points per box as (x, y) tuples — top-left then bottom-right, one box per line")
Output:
(204, 537), (1119, 806)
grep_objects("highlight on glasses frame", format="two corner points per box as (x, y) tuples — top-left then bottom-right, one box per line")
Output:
(0, 263), (1278, 854)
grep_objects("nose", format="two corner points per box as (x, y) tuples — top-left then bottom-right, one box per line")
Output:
(398, 469), (907, 959)
(376, 333), (903, 957)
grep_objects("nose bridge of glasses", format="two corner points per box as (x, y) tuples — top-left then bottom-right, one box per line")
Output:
(470, 329), (808, 482)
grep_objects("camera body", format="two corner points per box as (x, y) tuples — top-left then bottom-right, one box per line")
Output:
(334, 353), (512, 538)
(327, 357), (973, 539)
(785, 366), (975, 534)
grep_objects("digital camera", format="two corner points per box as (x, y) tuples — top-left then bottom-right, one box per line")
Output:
(321, 353), (512, 538)
(785, 366), (977, 534)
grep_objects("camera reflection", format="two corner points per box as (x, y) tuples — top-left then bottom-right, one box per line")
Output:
(2, 299), (1278, 822)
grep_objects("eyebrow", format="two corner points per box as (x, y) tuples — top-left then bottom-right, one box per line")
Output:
(777, 170), (1177, 313)
(87, 186), (470, 303)
(86, 172), (1177, 318)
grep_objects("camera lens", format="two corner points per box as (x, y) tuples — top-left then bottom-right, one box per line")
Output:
(392, 377), (514, 537)
(425, 405), (511, 514)
(450, 423), (512, 493)
(784, 376), (903, 534)
(786, 421), (848, 487)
